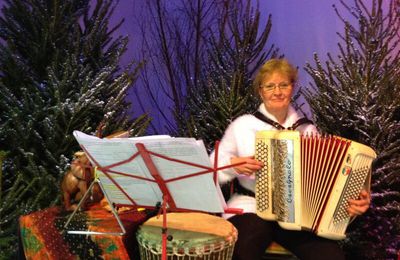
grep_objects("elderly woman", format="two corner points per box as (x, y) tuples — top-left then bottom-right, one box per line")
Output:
(210, 58), (370, 260)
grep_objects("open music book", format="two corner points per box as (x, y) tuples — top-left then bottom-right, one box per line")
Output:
(73, 131), (226, 213)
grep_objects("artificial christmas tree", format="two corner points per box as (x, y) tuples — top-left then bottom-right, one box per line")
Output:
(303, 0), (400, 258)
(133, 0), (282, 136)
(0, 0), (149, 257)
(178, 0), (279, 151)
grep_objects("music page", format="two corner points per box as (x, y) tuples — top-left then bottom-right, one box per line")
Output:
(73, 131), (225, 213)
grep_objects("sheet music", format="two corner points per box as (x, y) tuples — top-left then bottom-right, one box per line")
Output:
(73, 131), (225, 213)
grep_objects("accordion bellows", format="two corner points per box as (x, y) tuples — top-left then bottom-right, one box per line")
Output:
(255, 130), (376, 240)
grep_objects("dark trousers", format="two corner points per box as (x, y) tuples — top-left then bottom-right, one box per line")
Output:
(228, 213), (345, 260)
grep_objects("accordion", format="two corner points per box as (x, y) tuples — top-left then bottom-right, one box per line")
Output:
(255, 130), (376, 240)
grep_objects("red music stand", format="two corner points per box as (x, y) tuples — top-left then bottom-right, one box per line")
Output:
(64, 132), (243, 260)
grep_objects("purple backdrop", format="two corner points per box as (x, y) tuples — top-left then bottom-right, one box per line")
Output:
(112, 1), (349, 84)
(110, 1), (357, 131)
(0, 0), (388, 132)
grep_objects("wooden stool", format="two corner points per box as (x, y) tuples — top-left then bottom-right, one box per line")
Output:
(264, 242), (298, 260)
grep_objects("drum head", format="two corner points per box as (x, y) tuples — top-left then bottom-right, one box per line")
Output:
(137, 212), (237, 257)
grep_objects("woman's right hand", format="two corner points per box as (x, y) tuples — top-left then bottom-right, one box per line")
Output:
(230, 156), (263, 176)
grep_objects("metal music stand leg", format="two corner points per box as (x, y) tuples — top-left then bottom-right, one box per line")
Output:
(161, 195), (168, 260)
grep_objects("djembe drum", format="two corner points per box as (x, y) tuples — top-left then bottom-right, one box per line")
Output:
(136, 212), (237, 260)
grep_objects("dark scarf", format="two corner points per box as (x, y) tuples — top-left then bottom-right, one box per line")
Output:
(253, 110), (313, 130)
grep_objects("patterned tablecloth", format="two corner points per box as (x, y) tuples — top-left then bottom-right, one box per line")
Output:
(19, 204), (149, 259)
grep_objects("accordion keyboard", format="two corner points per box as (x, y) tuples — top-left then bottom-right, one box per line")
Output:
(333, 154), (372, 224)
(256, 141), (270, 212)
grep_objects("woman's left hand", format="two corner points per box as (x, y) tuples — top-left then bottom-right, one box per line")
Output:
(347, 189), (371, 217)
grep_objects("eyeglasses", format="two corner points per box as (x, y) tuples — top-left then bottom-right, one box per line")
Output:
(259, 82), (292, 92)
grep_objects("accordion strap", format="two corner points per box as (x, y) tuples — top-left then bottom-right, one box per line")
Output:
(288, 117), (314, 130)
(233, 178), (255, 197)
(253, 111), (313, 130)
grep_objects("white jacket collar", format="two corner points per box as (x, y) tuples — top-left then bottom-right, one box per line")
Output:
(258, 104), (300, 128)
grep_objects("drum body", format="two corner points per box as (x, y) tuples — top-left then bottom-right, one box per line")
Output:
(136, 212), (237, 260)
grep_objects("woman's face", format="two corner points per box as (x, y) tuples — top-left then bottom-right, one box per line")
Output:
(258, 72), (293, 114)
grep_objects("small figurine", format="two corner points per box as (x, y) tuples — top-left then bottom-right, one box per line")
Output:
(61, 151), (103, 211)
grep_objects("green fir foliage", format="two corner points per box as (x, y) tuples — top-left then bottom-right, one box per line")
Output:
(179, 0), (279, 151)
(303, 0), (400, 258)
(0, 0), (149, 257)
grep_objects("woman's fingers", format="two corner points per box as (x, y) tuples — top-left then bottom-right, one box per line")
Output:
(347, 189), (371, 217)
(231, 156), (263, 175)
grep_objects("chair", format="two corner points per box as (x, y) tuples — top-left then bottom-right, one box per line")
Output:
(264, 242), (298, 260)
